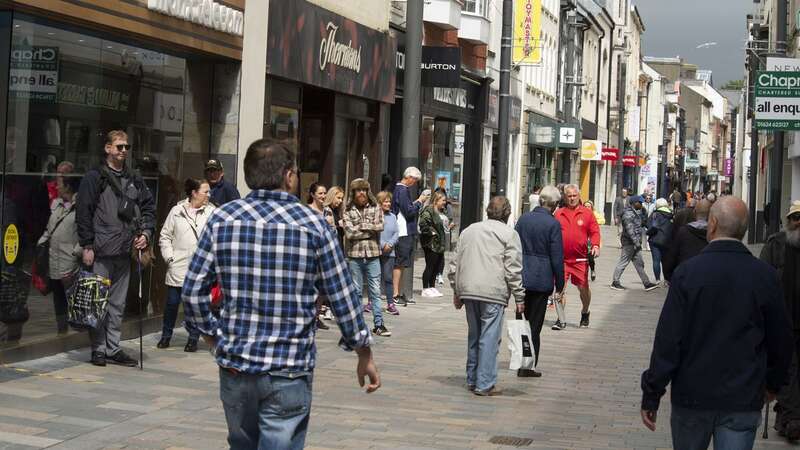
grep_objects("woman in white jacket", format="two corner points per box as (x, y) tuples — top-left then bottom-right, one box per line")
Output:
(157, 178), (214, 352)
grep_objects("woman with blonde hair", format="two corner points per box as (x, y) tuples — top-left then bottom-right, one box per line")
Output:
(418, 191), (447, 297)
(323, 186), (345, 244)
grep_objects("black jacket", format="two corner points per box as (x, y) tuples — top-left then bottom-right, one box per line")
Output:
(209, 177), (240, 207)
(515, 207), (565, 294)
(662, 223), (708, 281)
(641, 240), (793, 412)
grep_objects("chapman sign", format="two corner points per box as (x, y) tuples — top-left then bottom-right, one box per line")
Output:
(147, 0), (244, 36)
(754, 71), (800, 130)
(10, 46), (59, 102)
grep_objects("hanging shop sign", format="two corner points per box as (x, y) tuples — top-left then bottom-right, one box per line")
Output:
(10, 46), (59, 102)
(622, 155), (638, 167)
(724, 158), (733, 177)
(512, 0), (542, 65)
(754, 71), (800, 130)
(267, 0), (396, 103)
(421, 47), (461, 87)
(558, 124), (581, 149)
(601, 147), (619, 161)
(580, 140), (602, 161)
(684, 157), (700, 169)
(147, 0), (244, 36)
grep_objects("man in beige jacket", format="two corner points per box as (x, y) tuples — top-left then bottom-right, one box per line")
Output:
(450, 196), (525, 396)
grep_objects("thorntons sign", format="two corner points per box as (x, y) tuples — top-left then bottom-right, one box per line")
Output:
(147, 0), (243, 36)
(319, 23), (362, 73)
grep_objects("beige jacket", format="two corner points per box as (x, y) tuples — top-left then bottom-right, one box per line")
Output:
(449, 218), (525, 306)
(38, 195), (81, 279)
(159, 199), (214, 287)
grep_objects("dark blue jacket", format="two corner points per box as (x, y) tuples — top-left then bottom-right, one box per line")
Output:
(391, 183), (422, 236)
(209, 177), (240, 207)
(514, 207), (565, 294)
(641, 240), (793, 412)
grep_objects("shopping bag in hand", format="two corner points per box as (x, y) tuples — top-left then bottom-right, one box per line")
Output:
(67, 269), (111, 330)
(507, 317), (535, 370)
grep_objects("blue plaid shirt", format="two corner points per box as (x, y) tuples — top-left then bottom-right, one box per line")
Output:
(182, 189), (371, 374)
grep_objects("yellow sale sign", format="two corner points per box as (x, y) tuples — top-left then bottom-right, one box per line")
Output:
(513, 0), (542, 65)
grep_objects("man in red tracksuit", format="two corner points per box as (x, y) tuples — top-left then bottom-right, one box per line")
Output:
(554, 184), (601, 329)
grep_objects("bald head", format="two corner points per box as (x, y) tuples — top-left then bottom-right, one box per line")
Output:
(708, 196), (749, 241)
(694, 200), (712, 221)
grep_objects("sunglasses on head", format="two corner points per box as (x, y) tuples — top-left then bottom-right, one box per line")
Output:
(115, 144), (131, 151)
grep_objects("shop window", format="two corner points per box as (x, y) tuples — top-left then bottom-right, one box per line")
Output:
(0, 16), (240, 350)
(463, 0), (488, 17)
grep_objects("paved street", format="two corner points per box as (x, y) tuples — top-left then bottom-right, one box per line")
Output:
(0, 226), (793, 450)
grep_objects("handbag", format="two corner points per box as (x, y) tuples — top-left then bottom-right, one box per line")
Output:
(0, 267), (30, 324)
(67, 269), (111, 330)
(506, 314), (535, 371)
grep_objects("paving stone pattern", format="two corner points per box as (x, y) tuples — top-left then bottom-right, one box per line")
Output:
(0, 227), (793, 449)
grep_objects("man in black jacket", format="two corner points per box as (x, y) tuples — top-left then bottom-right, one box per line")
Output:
(77, 130), (156, 367)
(662, 199), (711, 281)
(640, 196), (793, 449)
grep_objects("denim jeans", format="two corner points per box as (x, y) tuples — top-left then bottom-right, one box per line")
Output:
(348, 257), (383, 328)
(651, 244), (664, 281)
(380, 255), (395, 300)
(670, 405), (761, 450)
(219, 368), (313, 450)
(162, 286), (199, 341)
(464, 300), (504, 391)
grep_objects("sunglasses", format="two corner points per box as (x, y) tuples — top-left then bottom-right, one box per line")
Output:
(115, 144), (131, 151)
(789, 214), (800, 222)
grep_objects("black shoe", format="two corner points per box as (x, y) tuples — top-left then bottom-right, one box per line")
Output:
(156, 336), (171, 349)
(393, 295), (408, 307)
(517, 368), (542, 377)
(316, 318), (330, 330)
(373, 325), (392, 337)
(644, 282), (659, 292)
(551, 320), (566, 331)
(610, 281), (626, 291)
(90, 351), (106, 367)
(107, 350), (138, 367)
(184, 340), (198, 353)
(580, 312), (590, 328)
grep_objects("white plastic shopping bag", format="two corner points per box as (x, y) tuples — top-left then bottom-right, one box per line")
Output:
(506, 317), (535, 371)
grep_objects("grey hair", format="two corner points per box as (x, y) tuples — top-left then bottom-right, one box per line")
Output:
(403, 166), (422, 180)
(564, 184), (580, 195)
(486, 196), (511, 222)
(539, 186), (561, 209)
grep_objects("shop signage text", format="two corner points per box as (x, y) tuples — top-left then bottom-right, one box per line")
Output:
(147, 0), (244, 36)
(433, 87), (469, 109)
(396, 46), (461, 88)
(684, 157), (700, 169)
(58, 82), (130, 112)
(319, 23), (362, 74)
(601, 147), (619, 161)
(512, 0), (542, 65)
(10, 46), (59, 102)
(755, 71), (800, 130)
(580, 140), (602, 161)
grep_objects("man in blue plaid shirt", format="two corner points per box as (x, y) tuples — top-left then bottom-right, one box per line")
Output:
(182, 140), (380, 450)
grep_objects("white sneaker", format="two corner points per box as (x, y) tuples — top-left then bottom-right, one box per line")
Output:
(323, 309), (334, 320)
(420, 288), (434, 297)
(430, 288), (444, 297)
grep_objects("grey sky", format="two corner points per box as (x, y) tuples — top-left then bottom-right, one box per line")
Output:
(634, 0), (755, 87)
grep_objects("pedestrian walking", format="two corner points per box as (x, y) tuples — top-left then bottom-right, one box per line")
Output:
(377, 191), (400, 316)
(613, 188), (629, 243)
(553, 184), (602, 328)
(419, 191), (447, 298)
(662, 199), (711, 281)
(38, 176), (81, 334)
(450, 196), (525, 396)
(182, 140), (380, 450)
(515, 186), (564, 377)
(342, 178), (391, 337)
(77, 130), (156, 367)
(760, 200), (800, 442)
(156, 178), (213, 352)
(646, 198), (673, 285)
(610, 195), (658, 291)
(391, 167), (430, 306)
(204, 159), (240, 207)
(640, 196), (793, 450)
(308, 182), (331, 330)
(670, 188), (682, 210)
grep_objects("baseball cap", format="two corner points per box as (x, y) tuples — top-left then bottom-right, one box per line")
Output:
(786, 200), (800, 218)
(205, 159), (223, 171)
(629, 195), (644, 204)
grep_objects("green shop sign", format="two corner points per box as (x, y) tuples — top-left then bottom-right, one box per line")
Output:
(754, 71), (800, 130)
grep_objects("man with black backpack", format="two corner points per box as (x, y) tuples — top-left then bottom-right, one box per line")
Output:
(76, 130), (155, 367)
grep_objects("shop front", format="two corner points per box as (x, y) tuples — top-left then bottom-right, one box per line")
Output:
(0, 1), (243, 361)
(526, 112), (559, 204)
(264, 0), (396, 196)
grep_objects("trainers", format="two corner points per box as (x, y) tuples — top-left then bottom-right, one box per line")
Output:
(421, 288), (435, 297)
(428, 288), (444, 297)
(386, 303), (400, 315)
(107, 350), (138, 367)
(90, 351), (106, 367)
(323, 309), (334, 320)
(474, 386), (503, 396)
(579, 312), (590, 328)
(551, 320), (566, 331)
(517, 368), (542, 378)
(363, 302), (372, 313)
(373, 325), (392, 337)
(644, 282), (659, 291)
(393, 295), (408, 307)
(316, 318), (330, 330)
(405, 296), (416, 305)
(610, 281), (627, 291)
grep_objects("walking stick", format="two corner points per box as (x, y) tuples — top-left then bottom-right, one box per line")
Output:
(763, 399), (770, 439)
(137, 249), (143, 371)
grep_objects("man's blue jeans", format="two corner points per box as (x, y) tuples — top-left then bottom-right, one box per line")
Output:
(348, 257), (383, 327)
(219, 368), (313, 450)
(670, 405), (761, 450)
(464, 300), (504, 391)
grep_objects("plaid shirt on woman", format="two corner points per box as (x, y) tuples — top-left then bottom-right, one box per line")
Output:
(182, 189), (371, 374)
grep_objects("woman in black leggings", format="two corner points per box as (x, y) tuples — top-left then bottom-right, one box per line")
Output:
(418, 191), (447, 298)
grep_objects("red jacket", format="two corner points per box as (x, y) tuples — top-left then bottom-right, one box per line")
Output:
(555, 205), (601, 262)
